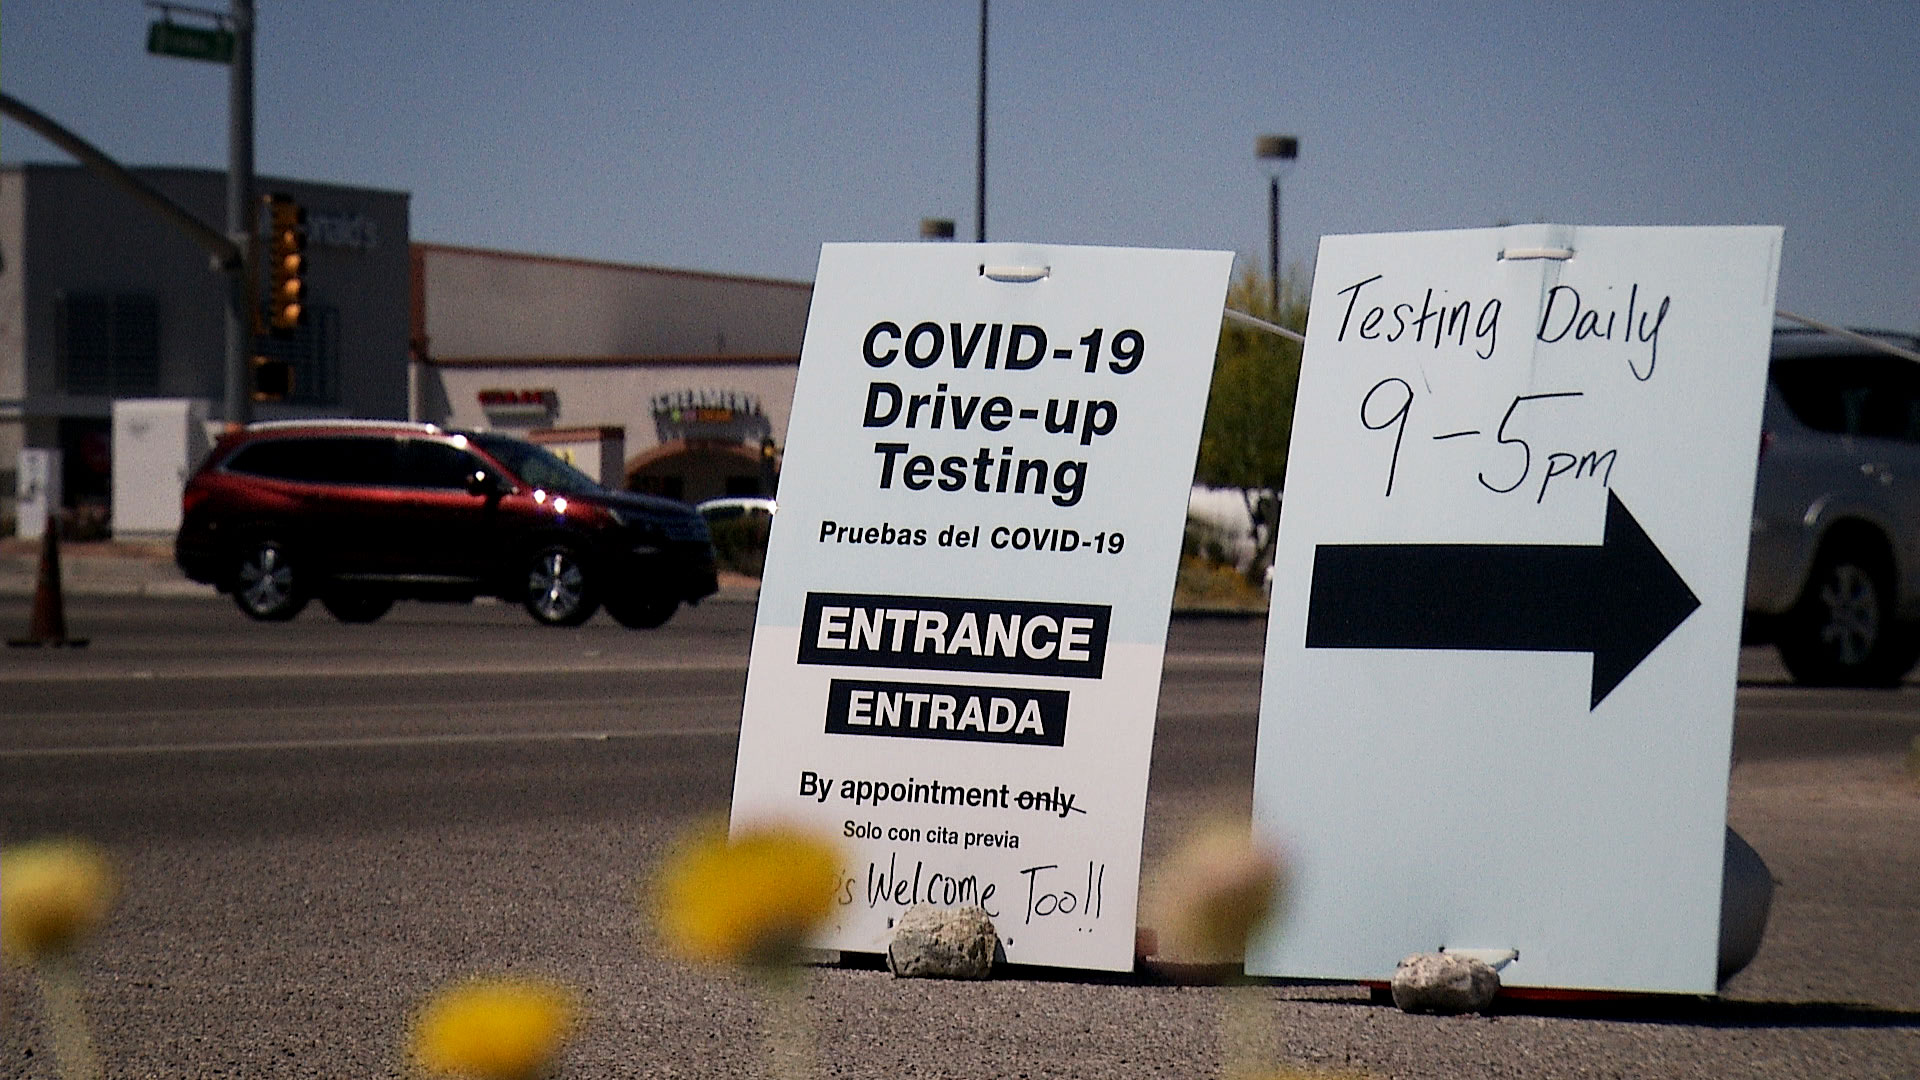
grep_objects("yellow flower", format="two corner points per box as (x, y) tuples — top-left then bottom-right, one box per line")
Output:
(651, 820), (842, 967)
(409, 977), (577, 1080)
(1, 837), (118, 964)
(1145, 818), (1286, 964)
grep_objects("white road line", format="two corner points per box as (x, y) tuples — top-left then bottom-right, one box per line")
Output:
(0, 652), (1266, 685)
(0, 726), (739, 759)
(0, 659), (752, 684)
(0, 693), (719, 724)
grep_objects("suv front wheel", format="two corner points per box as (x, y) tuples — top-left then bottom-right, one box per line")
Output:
(524, 545), (600, 626)
(1778, 546), (1920, 686)
(232, 539), (309, 622)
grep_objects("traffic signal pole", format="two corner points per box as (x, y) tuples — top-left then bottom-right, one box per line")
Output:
(0, 92), (239, 267)
(223, 0), (255, 426)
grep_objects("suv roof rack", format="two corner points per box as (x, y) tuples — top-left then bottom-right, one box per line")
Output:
(244, 418), (442, 434)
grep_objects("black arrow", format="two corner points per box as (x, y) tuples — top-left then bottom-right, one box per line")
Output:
(1305, 491), (1700, 709)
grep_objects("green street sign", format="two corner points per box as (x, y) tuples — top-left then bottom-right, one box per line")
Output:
(146, 21), (235, 64)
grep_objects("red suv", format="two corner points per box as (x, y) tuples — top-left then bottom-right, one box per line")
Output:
(176, 420), (718, 627)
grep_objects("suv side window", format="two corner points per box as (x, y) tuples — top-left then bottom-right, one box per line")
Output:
(1772, 356), (1920, 443)
(307, 437), (399, 485)
(1860, 358), (1920, 442)
(224, 438), (322, 482)
(224, 436), (398, 485)
(395, 438), (486, 489)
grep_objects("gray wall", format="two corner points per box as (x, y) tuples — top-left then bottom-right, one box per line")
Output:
(0, 164), (409, 530)
(7, 164), (410, 423)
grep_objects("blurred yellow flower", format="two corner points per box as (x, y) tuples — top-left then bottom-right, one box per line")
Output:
(1145, 818), (1285, 964)
(1, 837), (118, 965)
(409, 977), (577, 1080)
(652, 820), (842, 967)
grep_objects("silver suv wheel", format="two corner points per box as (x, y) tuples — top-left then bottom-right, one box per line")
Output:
(233, 540), (308, 622)
(1778, 547), (1917, 686)
(1817, 563), (1881, 667)
(524, 546), (599, 626)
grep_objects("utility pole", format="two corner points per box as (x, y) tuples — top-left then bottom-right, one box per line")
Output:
(223, 0), (256, 426)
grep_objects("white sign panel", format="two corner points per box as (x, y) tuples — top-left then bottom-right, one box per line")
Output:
(16, 449), (60, 541)
(1247, 225), (1782, 992)
(731, 243), (1232, 971)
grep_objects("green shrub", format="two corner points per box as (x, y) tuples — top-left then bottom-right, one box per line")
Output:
(707, 514), (771, 578)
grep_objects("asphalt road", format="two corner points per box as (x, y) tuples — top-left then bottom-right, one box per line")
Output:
(2, 595), (1917, 1079)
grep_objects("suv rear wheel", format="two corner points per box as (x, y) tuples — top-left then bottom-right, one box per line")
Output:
(1778, 546), (1920, 686)
(232, 540), (308, 622)
(321, 588), (395, 624)
(524, 545), (599, 626)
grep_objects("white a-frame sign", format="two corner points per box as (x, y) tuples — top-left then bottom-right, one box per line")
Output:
(733, 243), (1232, 972)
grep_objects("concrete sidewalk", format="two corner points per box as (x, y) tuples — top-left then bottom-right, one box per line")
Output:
(0, 536), (764, 602)
(0, 538), (1255, 615)
(0, 537), (213, 599)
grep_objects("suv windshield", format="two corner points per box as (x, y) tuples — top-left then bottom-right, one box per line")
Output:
(468, 431), (602, 495)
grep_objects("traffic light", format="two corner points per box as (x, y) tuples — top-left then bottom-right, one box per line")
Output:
(264, 193), (306, 335)
(759, 436), (779, 491)
(250, 355), (292, 402)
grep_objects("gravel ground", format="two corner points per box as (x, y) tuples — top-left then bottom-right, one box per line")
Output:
(4, 751), (1915, 1080)
(2, 581), (1916, 1078)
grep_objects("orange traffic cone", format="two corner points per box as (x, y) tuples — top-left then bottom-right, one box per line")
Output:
(9, 519), (88, 648)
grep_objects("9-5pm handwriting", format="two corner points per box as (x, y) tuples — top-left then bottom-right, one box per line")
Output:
(1362, 379), (1617, 504)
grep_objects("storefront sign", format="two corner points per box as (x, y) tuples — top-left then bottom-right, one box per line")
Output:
(1247, 224), (1782, 992)
(308, 211), (380, 252)
(652, 390), (770, 443)
(477, 388), (557, 427)
(730, 243), (1232, 971)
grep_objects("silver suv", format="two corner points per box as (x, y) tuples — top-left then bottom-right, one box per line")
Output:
(1746, 328), (1920, 685)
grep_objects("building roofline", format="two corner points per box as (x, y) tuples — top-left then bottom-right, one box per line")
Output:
(411, 241), (813, 291)
(0, 161), (410, 199)
(427, 353), (800, 369)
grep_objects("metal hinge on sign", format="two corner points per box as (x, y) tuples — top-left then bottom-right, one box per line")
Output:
(1497, 247), (1575, 261)
(980, 265), (1050, 283)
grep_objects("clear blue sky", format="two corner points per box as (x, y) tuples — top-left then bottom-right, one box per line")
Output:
(5, 1), (1915, 330)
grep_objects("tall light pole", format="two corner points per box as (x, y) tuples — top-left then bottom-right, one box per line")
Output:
(976, 0), (989, 242)
(1255, 134), (1298, 316)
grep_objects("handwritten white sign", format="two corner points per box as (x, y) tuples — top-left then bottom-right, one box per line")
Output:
(1248, 224), (1782, 992)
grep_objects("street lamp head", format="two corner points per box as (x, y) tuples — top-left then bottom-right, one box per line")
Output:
(920, 218), (957, 241)
(1256, 134), (1300, 162)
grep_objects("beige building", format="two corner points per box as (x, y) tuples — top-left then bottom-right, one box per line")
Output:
(411, 243), (811, 503)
